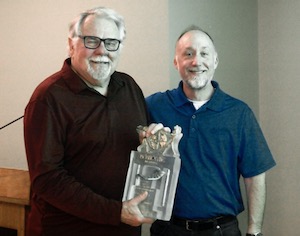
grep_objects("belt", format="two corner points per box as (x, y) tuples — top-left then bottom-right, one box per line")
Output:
(172, 215), (236, 231)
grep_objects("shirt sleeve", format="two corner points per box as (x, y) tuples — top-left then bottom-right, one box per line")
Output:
(238, 107), (276, 178)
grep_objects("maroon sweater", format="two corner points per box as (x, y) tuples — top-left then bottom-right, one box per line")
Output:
(24, 59), (148, 236)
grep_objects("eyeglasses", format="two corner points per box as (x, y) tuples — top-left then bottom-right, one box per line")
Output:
(78, 36), (121, 51)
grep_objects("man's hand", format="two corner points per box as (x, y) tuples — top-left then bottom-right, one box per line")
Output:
(138, 123), (171, 143)
(121, 192), (154, 226)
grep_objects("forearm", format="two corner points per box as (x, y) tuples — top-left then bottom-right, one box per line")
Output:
(244, 173), (266, 234)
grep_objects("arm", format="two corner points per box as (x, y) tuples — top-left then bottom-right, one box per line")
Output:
(244, 172), (266, 234)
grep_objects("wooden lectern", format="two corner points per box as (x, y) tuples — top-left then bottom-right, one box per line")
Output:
(0, 168), (30, 236)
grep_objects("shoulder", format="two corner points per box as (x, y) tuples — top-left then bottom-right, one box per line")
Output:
(146, 91), (169, 110)
(146, 91), (165, 102)
(147, 87), (179, 103)
(113, 71), (135, 84)
(28, 70), (64, 103)
(113, 71), (143, 90)
(28, 59), (79, 103)
(212, 82), (251, 112)
(223, 92), (249, 109)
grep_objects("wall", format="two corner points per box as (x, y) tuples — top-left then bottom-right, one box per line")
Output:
(258, 0), (300, 234)
(0, 0), (169, 169)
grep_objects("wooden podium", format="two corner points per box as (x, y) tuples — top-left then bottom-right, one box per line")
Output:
(0, 168), (30, 236)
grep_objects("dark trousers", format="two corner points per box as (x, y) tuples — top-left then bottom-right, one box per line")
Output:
(150, 217), (241, 236)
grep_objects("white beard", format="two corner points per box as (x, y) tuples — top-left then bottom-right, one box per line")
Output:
(186, 75), (210, 90)
(87, 57), (111, 83)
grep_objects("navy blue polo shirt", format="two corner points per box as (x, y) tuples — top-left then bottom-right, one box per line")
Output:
(146, 81), (275, 219)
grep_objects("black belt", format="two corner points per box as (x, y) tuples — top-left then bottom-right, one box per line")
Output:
(172, 215), (236, 231)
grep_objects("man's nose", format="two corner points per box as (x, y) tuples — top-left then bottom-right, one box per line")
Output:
(94, 41), (107, 55)
(192, 54), (203, 65)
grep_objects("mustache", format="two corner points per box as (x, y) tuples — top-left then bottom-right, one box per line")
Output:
(188, 67), (206, 72)
(89, 56), (110, 63)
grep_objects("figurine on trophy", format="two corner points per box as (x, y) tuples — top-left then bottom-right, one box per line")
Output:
(136, 125), (182, 158)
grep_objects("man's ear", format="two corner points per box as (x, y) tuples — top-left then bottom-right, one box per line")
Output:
(214, 53), (219, 69)
(174, 56), (178, 70)
(68, 38), (74, 56)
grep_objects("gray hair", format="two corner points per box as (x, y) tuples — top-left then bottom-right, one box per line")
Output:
(69, 7), (126, 41)
(176, 25), (216, 50)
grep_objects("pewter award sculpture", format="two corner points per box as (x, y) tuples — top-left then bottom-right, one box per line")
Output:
(123, 125), (183, 220)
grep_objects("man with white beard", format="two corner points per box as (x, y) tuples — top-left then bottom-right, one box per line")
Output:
(24, 7), (153, 236)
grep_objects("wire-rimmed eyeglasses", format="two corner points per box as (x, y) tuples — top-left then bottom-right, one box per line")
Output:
(78, 35), (121, 51)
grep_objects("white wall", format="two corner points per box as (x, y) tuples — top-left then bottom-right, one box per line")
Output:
(258, 0), (300, 234)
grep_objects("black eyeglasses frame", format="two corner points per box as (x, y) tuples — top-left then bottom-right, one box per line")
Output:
(78, 35), (121, 51)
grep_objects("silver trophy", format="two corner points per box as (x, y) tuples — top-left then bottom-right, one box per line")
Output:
(123, 125), (183, 220)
